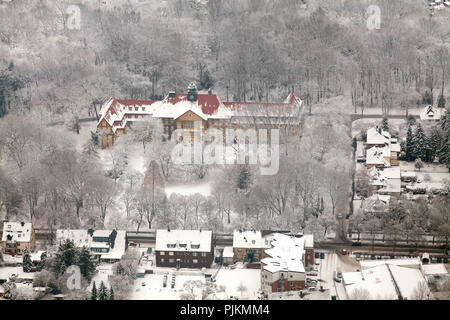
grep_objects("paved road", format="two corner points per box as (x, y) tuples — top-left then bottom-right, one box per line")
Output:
(318, 250), (361, 299)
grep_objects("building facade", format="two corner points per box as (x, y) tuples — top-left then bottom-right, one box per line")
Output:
(154, 229), (214, 269)
(1, 222), (35, 255)
(232, 230), (275, 263)
(96, 83), (303, 148)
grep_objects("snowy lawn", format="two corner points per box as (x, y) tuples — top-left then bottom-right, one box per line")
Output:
(130, 272), (206, 300)
(399, 161), (450, 189)
(212, 268), (261, 300)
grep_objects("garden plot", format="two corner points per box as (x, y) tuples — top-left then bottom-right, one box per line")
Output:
(130, 272), (206, 300)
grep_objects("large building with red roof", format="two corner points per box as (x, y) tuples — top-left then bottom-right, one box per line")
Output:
(96, 83), (303, 148)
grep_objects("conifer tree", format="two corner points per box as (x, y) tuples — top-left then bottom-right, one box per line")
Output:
(237, 166), (251, 191)
(109, 287), (114, 300)
(382, 116), (389, 131)
(412, 123), (429, 161)
(91, 281), (97, 300)
(406, 124), (414, 161)
(22, 249), (32, 273)
(98, 281), (108, 300)
(439, 108), (450, 171)
(78, 247), (96, 281)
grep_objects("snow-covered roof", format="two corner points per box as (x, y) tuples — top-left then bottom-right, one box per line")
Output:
(232, 230), (273, 249)
(367, 127), (390, 145)
(222, 246), (234, 258)
(155, 229), (212, 252)
(97, 90), (303, 135)
(421, 264), (448, 275)
(389, 265), (428, 299)
(0, 267), (35, 281)
(100, 230), (126, 260)
(93, 230), (112, 238)
(345, 265), (398, 300)
(261, 233), (307, 274)
(342, 272), (363, 285)
(366, 147), (391, 166)
(1, 222), (33, 242)
(29, 250), (46, 262)
(420, 105), (441, 121)
(360, 258), (421, 269)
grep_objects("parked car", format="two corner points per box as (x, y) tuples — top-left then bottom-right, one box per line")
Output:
(351, 242), (362, 247)
(333, 271), (341, 283)
(129, 242), (138, 247)
(341, 249), (348, 255)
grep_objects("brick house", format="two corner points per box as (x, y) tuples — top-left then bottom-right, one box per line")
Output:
(155, 229), (214, 269)
(260, 233), (314, 296)
(1, 222), (35, 255)
(232, 229), (275, 263)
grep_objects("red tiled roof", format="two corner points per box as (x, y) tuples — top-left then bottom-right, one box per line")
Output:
(164, 93), (221, 116)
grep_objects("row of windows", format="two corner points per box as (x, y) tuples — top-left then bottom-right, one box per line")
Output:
(160, 258), (200, 264)
(126, 106), (146, 112)
(159, 251), (207, 257)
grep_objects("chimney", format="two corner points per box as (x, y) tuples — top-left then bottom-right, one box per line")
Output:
(168, 227), (171, 232)
(208, 88), (212, 94)
(20, 222), (25, 227)
(169, 91), (176, 99)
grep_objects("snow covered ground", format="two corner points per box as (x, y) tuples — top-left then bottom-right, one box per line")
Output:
(129, 264), (262, 300)
(165, 180), (212, 197)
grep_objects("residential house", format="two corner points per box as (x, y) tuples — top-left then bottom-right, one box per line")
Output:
(365, 127), (400, 168)
(56, 229), (126, 262)
(420, 105), (442, 121)
(260, 233), (314, 296)
(1, 222), (35, 255)
(232, 229), (275, 262)
(154, 229), (214, 268)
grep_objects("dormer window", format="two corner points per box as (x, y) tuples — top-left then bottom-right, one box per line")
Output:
(135, 107), (138, 111)
(142, 107), (146, 111)
(167, 243), (176, 248)
(191, 244), (200, 249)
(128, 107), (132, 111)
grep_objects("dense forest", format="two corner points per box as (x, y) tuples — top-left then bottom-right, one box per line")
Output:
(0, 0), (449, 123)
